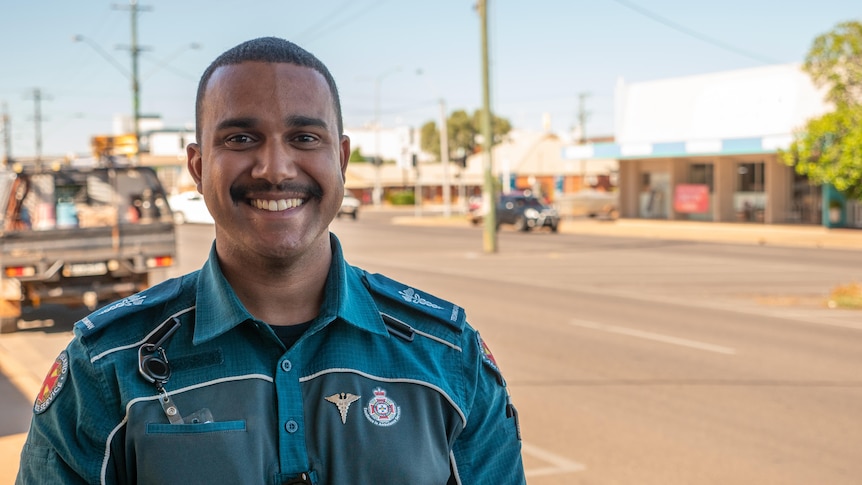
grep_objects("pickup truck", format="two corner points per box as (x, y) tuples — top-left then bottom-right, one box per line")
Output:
(0, 163), (177, 333)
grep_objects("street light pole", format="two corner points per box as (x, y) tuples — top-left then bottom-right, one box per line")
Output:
(417, 69), (452, 217)
(373, 66), (401, 207)
(438, 98), (452, 217)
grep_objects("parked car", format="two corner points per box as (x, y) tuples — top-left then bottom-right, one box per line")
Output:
(470, 192), (560, 232)
(167, 191), (214, 224)
(338, 190), (360, 220)
(556, 189), (619, 219)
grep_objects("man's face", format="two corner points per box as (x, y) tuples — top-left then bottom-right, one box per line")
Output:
(187, 61), (349, 261)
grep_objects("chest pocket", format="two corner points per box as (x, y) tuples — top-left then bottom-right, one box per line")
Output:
(126, 377), (279, 484)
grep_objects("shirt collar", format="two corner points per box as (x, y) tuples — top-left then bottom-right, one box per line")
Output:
(193, 233), (387, 345)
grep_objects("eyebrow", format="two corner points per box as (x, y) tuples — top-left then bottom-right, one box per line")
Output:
(284, 115), (329, 130)
(214, 115), (329, 132)
(216, 117), (257, 132)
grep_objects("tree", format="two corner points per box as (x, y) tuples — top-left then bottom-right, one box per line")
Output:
(804, 21), (862, 107)
(419, 109), (512, 160)
(782, 20), (862, 201)
(783, 106), (862, 200)
(348, 147), (367, 163)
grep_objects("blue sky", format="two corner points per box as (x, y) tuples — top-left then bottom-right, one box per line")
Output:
(0, 0), (859, 157)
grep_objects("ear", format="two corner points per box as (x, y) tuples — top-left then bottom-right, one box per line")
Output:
(339, 135), (351, 182)
(186, 143), (204, 193)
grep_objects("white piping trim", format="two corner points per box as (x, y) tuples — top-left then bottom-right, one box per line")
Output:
(100, 373), (273, 483)
(449, 451), (463, 485)
(412, 327), (462, 352)
(91, 306), (196, 363)
(300, 368), (467, 428)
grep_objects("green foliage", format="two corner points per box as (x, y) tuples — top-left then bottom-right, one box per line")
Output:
(828, 282), (862, 309)
(783, 20), (862, 201)
(387, 190), (415, 205)
(349, 148), (367, 163)
(419, 109), (512, 161)
(804, 20), (862, 106)
(782, 104), (862, 200)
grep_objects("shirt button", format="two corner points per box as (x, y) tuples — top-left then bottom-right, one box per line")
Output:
(281, 359), (292, 372)
(285, 420), (299, 433)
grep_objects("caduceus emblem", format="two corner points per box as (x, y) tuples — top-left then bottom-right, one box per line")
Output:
(325, 392), (361, 424)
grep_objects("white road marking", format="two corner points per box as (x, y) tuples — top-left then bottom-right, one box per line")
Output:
(521, 441), (586, 477)
(568, 318), (737, 355)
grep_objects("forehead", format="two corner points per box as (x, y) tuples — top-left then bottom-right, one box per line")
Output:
(201, 62), (335, 127)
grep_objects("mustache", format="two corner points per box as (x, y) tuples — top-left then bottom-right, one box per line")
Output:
(230, 181), (324, 204)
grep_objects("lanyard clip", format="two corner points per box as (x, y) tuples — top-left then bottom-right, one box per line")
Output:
(138, 318), (181, 386)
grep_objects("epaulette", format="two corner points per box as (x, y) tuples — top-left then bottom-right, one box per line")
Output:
(74, 275), (185, 337)
(362, 272), (466, 332)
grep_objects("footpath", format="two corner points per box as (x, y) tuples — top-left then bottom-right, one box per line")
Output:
(393, 210), (862, 251)
(1, 214), (859, 483)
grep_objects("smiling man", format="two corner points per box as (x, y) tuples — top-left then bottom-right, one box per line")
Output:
(16, 37), (526, 485)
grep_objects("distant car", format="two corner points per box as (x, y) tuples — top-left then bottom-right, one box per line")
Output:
(338, 190), (360, 220)
(470, 192), (560, 232)
(496, 193), (560, 232)
(168, 191), (214, 224)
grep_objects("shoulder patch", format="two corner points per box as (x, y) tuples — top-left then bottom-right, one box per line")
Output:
(477, 333), (506, 386)
(34, 351), (69, 414)
(363, 272), (466, 330)
(74, 276), (185, 336)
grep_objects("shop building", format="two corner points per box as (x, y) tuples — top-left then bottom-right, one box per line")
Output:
(564, 63), (848, 225)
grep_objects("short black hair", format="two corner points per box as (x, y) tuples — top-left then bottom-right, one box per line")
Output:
(194, 37), (343, 142)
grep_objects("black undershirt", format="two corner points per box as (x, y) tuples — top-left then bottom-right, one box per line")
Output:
(269, 321), (313, 349)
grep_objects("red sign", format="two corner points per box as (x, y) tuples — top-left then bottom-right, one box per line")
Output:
(674, 184), (710, 213)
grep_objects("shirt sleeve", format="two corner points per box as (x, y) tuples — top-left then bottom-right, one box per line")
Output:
(450, 329), (526, 484)
(16, 336), (119, 485)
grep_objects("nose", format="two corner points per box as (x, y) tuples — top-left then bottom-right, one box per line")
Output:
(250, 139), (298, 184)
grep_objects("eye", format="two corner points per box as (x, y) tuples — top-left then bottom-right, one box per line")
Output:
(225, 134), (256, 146)
(293, 134), (318, 143)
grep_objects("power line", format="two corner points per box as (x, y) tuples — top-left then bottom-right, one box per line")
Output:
(294, 0), (390, 44)
(610, 0), (778, 64)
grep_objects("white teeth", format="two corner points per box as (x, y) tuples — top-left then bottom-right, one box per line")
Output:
(252, 198), (304, 211)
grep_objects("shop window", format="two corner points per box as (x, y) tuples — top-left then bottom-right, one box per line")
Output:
(737, 162), (764, 192)
(689, 163), (714, 191)
(735, 162), (765, 222)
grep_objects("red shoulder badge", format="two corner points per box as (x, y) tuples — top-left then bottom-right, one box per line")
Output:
(478, 332), (502, 369)
(34, 351), (69, 414)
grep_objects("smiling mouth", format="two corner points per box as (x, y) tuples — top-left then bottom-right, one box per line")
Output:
(250, 198), (305, 212)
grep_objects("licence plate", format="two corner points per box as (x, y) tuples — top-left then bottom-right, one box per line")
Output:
(64, 262), (108, 277)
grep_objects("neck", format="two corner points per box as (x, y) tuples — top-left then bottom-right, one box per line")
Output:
(217, 236), (333, 326)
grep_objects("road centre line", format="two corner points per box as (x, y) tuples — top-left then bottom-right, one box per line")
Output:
(568, 319), (737, 355)
(521, 441), (586, 477)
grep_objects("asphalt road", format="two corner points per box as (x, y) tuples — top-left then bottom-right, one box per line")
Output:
(1, 212), (860, 484)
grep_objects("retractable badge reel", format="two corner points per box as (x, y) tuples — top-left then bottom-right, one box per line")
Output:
(138, 318), (212, 425)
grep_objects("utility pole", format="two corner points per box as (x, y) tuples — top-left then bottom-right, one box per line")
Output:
(478, 0), (497, 253)
(114, 0), (151, 164)
(1, 102), (11, 167)
(29, 88), (45, 168)
(577, 92), (591, 143)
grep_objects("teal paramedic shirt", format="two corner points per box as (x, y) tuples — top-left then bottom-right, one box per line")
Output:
(16, 234), (525, 485)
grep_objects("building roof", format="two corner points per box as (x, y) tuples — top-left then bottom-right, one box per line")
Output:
(615, 63), (831, 144)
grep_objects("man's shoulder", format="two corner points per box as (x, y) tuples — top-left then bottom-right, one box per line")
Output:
(358, 270), (467, 334)
(74, 272), (196, 345)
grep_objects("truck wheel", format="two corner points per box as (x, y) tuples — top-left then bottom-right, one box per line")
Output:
(517, 216), (530, 232)
(0, 317), (18, 334)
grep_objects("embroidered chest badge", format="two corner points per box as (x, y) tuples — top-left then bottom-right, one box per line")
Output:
(34, 351), (69, 414)
(364, 388), (401, 427)
(325, 392), (361, 424)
